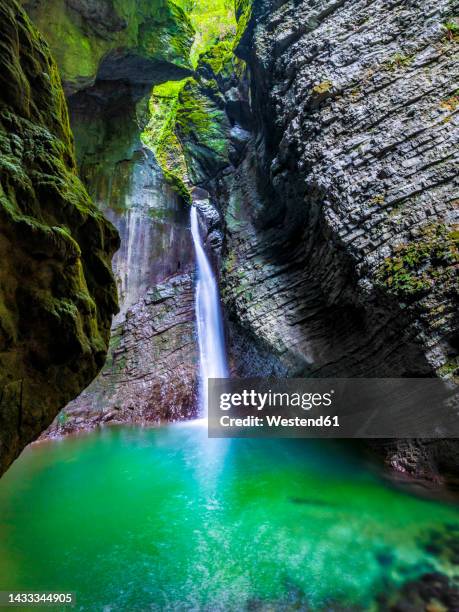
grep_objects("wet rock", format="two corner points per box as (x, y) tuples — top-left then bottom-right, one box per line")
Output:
(379, 572), (459, 611)
(22, 0), (194, 94)
(43, 273), (198, 436)
(203, 0), (459, 484)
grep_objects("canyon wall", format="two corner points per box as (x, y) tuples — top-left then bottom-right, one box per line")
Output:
(0, 0), (119, 474)
(221, 0), (459, 380)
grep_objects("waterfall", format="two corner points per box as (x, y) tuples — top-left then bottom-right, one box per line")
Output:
(190, 205), (228, 416)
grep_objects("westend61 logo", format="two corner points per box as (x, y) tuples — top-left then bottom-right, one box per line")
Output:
(219, 389), (335, 411)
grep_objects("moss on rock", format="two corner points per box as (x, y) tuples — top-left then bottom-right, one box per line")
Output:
(174, 0), (236, 66)
(141, 0), (238, 195)
(0, 0), (119, 474)
(22, 0), (195, 93)
(234, 0), (253, 53)
(376, 223), (458, 299)
(142, 79), (191, 200)
(197, 39), (240, 81)
(175, 77), (231, 183)
(142, 74), (231, 195)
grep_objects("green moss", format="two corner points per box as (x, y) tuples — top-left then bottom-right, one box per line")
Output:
(370, 194), (386, 206)
(176, 79), (227, 150)
(234, 0), (252, 50)
(175, 0), (236, 66)
(142, 73), (230, 192)
(25, 0), (195, 89)
(223, 250), (238, 274)
(376, 223), (459, 298)
(175, 78), (230, 183)
(57, 411), (69, 426)
(27, 0), (103, 86)
(136, 1), (194, 69)
(142, 79), (191, 201)
(437, 358), (459, 377)
(197, 40), (235, 76)
(312, 81), (333, 95)
(440, 93), (459, 112)
(140, 0), (240, 193)
(444, 19), (459, 42)
(385, 53), (413, 71)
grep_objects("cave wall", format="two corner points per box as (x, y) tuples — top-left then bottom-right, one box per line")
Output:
(20, 0), (243, 435)
(0, 0), (119, 473)
(206, 0), (459, 484)
(21, 0), (194, 93)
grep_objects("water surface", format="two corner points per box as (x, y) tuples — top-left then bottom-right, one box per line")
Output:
(0, 425), (458, 610)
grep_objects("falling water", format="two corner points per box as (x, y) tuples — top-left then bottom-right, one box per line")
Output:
(190, 205), (228, 415)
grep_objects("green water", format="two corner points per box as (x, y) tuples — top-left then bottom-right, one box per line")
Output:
(0, 424), (458, 611)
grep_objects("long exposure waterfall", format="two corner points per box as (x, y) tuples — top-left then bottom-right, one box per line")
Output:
(190, 205), (228, 415)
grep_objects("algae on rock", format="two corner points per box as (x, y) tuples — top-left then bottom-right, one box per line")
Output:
(142, 73), (231, 196)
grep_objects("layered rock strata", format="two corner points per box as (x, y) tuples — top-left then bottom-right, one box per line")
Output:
(221, 0), (459, 380)
(213, 0), (459, 486)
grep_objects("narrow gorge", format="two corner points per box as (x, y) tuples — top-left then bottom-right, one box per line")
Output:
(0, 0), (459, 609)
(20, 0), (458, 487)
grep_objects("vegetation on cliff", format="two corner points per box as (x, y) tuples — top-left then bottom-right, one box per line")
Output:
(376, 223), (459, 298)
(141, 0), (237, 198)
(22, 0), (195, 92)
(175, 0), (236, 66)
(23, 0), (239, 201)
(0, 0), (119, 474)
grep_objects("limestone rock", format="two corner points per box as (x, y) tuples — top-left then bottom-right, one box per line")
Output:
(220, 0), (458, 380)
(44, 273), (198, 436)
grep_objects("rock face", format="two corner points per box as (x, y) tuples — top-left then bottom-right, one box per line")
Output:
(21, 0), (194, 94)
(48, 273), (197, 435)
(0, 0), (119, 474)
(220, 0), (458, 380)
(22, 0), (458, 487)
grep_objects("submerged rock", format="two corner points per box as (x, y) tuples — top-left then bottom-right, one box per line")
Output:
(0, 0), (119, 474)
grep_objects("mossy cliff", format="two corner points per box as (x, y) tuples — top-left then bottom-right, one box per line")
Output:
(22, 0), (230, 318)
(21, 0), (195, 93)
(12, 0), (459, 494)
(207, 0), (459, 382)
(0, 0), (119, 474)
(142, 72), (232, 199)
(141, 0), (238, 195)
